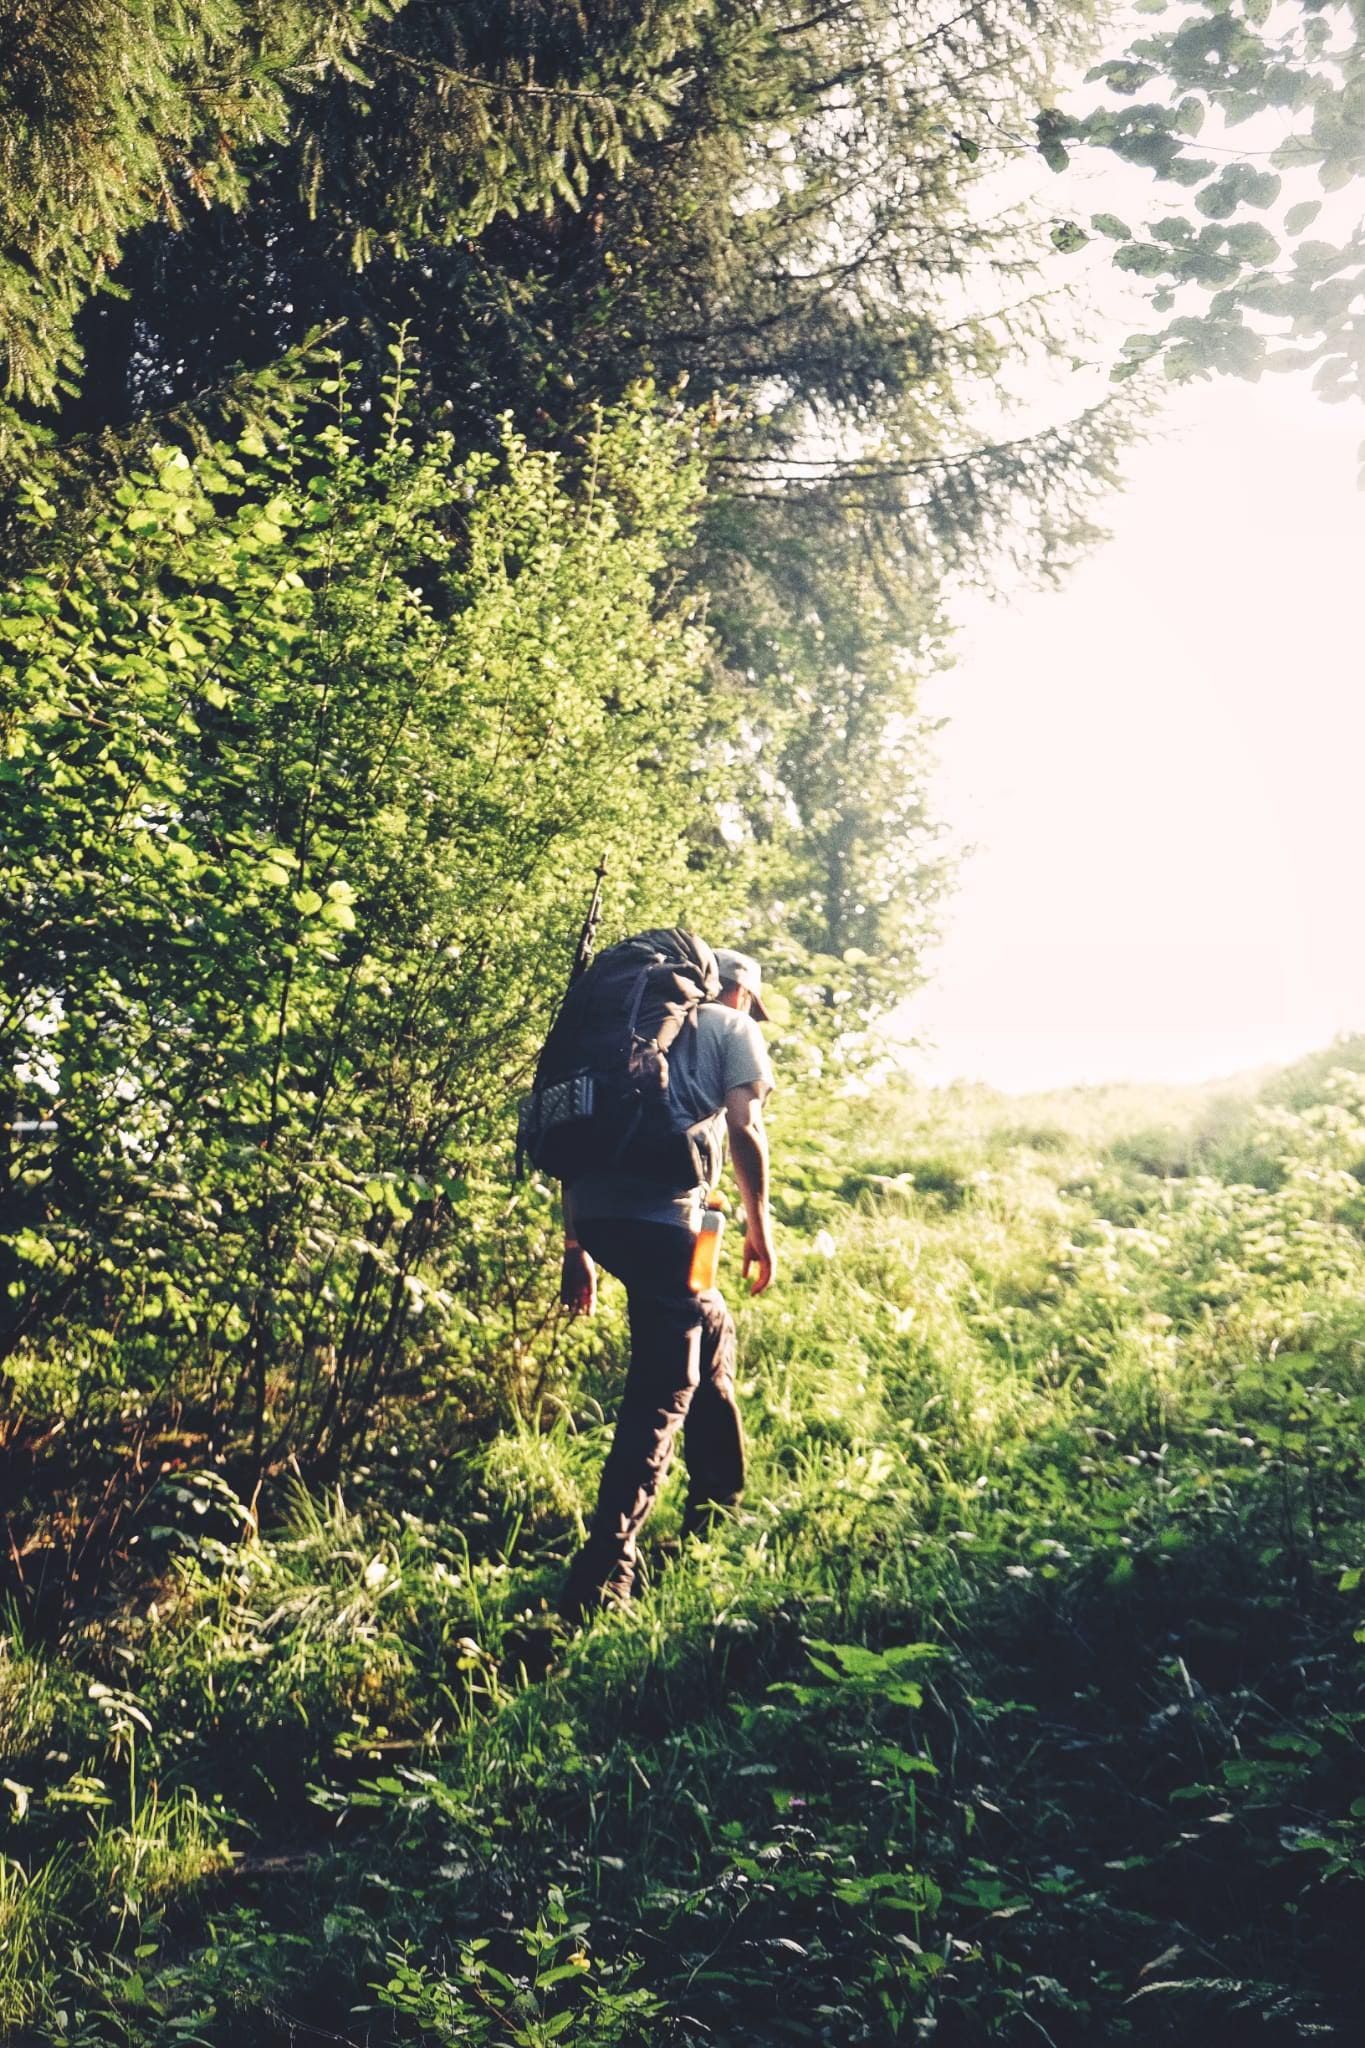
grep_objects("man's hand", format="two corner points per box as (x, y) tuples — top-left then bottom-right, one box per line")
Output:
(561, 1246), (597, 1317)
(742, 1218), (777, 1296)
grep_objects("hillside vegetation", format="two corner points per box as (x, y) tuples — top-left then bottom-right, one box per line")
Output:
(3, 1046), (1364, 2045)
(6, 2), (1365, 2039)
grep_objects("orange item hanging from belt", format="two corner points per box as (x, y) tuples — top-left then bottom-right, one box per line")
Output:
(688, 1208), (725, 1292)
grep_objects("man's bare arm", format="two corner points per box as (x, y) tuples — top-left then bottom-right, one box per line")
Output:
(726, 1081), (777, 1295)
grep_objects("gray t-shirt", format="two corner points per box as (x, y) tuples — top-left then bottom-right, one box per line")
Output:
(569, 1003), (774, 1231)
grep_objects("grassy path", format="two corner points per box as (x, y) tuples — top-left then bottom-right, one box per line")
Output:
(3, 1060), (1364, 2043)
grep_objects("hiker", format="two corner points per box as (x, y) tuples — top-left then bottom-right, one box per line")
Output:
(557, 946), (776, 1618)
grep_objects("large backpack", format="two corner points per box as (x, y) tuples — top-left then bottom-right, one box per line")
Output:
(518, 928), (722, 1188)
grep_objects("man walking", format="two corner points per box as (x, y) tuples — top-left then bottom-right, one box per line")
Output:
(558, 947), (776, 1618)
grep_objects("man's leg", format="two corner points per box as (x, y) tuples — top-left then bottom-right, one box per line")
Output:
(562, 1222), (701, 1618)
(680, 1286), (745, 1539)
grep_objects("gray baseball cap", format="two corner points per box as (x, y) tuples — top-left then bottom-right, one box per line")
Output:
(713, 947), (770, 1022)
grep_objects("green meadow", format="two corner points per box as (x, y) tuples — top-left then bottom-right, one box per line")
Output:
(5, 1046), (1363, 2044)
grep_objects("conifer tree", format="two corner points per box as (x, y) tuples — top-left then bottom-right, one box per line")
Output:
(5, 0), (1134, 1046)
(0, 0), (387, 443)
(0, 0), (712, 454)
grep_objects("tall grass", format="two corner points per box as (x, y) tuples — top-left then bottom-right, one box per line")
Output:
(5, 1053), (1365, 2042)
(0, 1854), (67, 2030)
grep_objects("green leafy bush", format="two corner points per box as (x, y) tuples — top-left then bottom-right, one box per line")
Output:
(2, 359), (726, 1463)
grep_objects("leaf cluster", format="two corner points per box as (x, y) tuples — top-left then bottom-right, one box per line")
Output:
(1059, 0), (1365, 409)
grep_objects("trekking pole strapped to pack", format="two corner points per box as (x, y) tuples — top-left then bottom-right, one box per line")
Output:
(571, 855), (609, 982)
(518, 926), (722, 1188)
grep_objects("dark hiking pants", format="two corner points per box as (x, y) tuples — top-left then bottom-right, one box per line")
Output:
(562, 1219), (745, 1617)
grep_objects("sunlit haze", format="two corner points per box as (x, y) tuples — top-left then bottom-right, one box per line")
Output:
(901, 373), (1365, 1093)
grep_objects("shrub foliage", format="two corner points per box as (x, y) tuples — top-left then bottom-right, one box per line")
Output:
(2, 357), (723, 1462)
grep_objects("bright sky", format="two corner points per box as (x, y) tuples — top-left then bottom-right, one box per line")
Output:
(902, 370), (1365, 1092)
